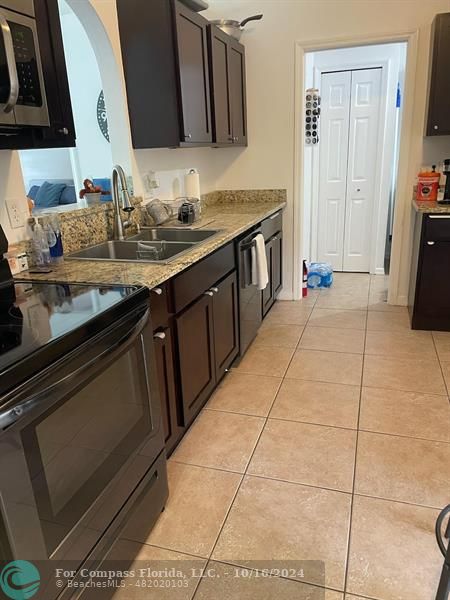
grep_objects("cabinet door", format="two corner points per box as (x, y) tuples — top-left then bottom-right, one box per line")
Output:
(153, 326), (183, 455)
(175, 293), (215, 425)
(427, 13), (450, 136)
(213, 271), (239, 381)
(229, 39), (247, 146)
(175, 1), (212, 144)
(272, 232), (283, 299)
(415, 242), (450, 326)
(208, 26), (232, 144)
(262, 240), (274, 317)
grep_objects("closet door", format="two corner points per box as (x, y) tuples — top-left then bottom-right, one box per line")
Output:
(317, 71), (351, 271)
(343, 68), (382, 271)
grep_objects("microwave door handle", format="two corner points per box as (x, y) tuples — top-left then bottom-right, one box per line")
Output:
(0, 12), (19, 113)
(0, 308), (150, 430)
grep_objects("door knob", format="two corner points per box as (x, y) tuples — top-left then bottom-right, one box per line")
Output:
(210, 287), (219, 293)
(152, 287), (163, 295)
(153, 331), (166, 340)
(356, 188), (361, 192)
(204, 291), (214, 297)
(58, 127), (69, 135)
(427, 241), (436, 245)
(185, 133), (192, 140)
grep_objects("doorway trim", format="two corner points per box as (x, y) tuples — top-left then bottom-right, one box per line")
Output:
(293, 31), (419, 303)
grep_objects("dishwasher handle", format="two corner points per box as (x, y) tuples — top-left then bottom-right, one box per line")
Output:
(0, 308), (150, 431)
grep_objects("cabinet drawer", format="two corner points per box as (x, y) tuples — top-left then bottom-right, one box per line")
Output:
(261, 211), (282, 241)
(170, 243), (235, 313)
(150, 282), (173, 329)
(424, 215), (450, 242)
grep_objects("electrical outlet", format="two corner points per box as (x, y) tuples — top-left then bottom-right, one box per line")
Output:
(6, 198), (24, 229)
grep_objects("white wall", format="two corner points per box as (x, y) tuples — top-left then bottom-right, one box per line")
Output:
(18, 148), (73, 192)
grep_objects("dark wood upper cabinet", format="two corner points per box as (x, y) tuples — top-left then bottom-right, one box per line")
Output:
(426, 12), (450, 136)
(117, 0), (211, 148)
(175, 3), (212, 143)
(208, 25), (247, 146)
(0, 0), (75, 150)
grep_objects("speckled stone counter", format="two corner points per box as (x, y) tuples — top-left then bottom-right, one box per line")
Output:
(413, 200), (450, 214)
(17, 191), (286, 290)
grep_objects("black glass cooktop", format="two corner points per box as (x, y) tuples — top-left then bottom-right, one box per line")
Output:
(0, 280), (148, 395)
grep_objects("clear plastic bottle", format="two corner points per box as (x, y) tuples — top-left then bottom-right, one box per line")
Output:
(32, 222), (51, 267)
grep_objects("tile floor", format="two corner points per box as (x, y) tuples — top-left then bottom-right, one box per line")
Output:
(113, 274), (450, 600)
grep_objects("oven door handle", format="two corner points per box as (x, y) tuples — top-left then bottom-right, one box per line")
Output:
(0, 308), (150, 430)
(0, 12), (19, 113)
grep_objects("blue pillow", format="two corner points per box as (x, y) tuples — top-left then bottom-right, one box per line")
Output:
(59, 185), (77, 205)
(93, 178), (112, 202)
(34, 182), (66, 208)
(27, 185), (40, 201)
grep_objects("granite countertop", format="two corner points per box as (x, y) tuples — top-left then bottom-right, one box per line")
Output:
(18, 199), (286, 289)
(413, 200), (450, 214)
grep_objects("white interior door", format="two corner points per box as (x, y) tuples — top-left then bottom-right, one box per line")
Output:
(318, 68), (382, 272)
(343, 68), (382, 271)
(317, 71), (351, 271)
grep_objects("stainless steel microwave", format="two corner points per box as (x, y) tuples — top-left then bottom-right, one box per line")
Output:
(0, 0), (49, 127)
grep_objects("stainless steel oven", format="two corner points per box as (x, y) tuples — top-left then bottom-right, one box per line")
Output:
(0, 302), (167, 596)
(0, 0), (49, 127)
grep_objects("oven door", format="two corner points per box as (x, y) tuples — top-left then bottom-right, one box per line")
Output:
(0, 7), (49, 127)
(0, 305), (164, 569)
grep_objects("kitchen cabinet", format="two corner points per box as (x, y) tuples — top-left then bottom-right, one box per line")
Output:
(117, 0), (212, 148)
(208, 25), (247, 146)
(409, 212), (450, 330)
(212, 271), (239, 380)
(0, 0), (75, 150)
(261, 212), (283, 317)
(426, 12), (450, 136)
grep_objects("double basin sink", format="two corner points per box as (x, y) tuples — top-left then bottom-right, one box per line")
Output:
(67, 228), (220, 264)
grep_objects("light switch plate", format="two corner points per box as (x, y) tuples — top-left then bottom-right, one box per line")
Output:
(6, 198), (25, 229)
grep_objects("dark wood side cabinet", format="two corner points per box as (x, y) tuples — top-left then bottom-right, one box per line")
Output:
(208, 25), (247, 146)
(117, 0), (212, 148)
(212, 271), (239, 380)
(261, 212), (283, 317)
(0, 0), (75, 150)
(409, 211), (450, 330)
(426, 12), (450, 136)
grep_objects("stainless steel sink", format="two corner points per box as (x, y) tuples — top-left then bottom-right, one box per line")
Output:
(67, 240), (196, 263)
(129, 228), (220, 243)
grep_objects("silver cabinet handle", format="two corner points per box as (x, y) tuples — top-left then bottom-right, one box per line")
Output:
(152, 287), (163, 295)
(58, 127), (69, 135)
(210, 287), (219, 293)
(427, 241), (436, 245)
(270, 213), (280, 220)
(429, 215), (450, 219)
(0, 13), (19, 113)
(153, 331), (166, 340)
(204, 291), (214, 297)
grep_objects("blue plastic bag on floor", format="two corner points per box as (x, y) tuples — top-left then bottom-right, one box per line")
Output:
(307, 262), (333, 289)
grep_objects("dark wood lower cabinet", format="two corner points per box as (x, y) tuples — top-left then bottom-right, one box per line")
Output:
(213, 271), (239, 381)
(175, 293), (216, 425)
(153, 325), (183, 454)
(262, 231), (283, 317)
(262, 241), (274, 316)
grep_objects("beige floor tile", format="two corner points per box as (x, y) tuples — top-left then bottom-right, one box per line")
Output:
(315, 293), (369, 311)
(367, 291), (408, 313)
(369, 274), (389, 292)
(300, 326), (365, 354)
(254, 323), (304, 348)
(212, 476), (351, 590)
(195, 561), (343, 599)
(366, 310), (412, 332)
(172, 410), (264, 473)
(332, 274), (370, 293)
(347, 495), (442, 600)
(309, 308), (367, 330)
(287, 350), (363, 386)
(365, 329), (437, 359)
(440, 360), (450, 392)
(432, 331), (450, 361)
(233, 345), (294, 377)
(301, 290), (321, 307)
(140, 462), (241, 557)
(363, 355), (446, 395)
(248, 420), (356, 492)
(270, 379), (360, 429)
(360, 387), (450, 442)
(355, 431), (450, 508)
(207, 372), (282, 417)
(264, 302), (313, 325)
(108, 540), (205, 600)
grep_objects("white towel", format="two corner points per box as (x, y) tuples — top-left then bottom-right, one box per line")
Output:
(251, 233), (269, 291)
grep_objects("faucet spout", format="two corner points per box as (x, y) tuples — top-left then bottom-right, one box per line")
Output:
(112, 165), (134, 241)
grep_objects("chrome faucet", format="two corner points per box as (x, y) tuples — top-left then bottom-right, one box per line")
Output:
(112, 165), (134, 240)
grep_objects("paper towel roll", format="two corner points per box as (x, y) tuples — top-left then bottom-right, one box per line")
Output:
(185, 169), (201, 200)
